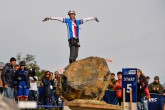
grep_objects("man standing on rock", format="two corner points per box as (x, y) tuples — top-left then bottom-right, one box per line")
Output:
(43, 10), (99, 64)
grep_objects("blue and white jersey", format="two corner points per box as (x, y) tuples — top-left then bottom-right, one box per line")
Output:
(50, 17), (96, 39)
(63, 18), (83, 39)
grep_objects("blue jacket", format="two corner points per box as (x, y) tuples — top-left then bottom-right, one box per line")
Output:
(15, 68), (30, 89)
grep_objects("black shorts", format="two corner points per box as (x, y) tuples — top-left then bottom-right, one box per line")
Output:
(68, 38), (80, 47)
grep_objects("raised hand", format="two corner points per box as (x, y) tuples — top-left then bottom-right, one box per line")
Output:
(95, 17), (99, 22)
(43, 17), (50, 22)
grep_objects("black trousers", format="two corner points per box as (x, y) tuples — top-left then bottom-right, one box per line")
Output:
(117, 98), (123, 105)
(28, 90), (38, 101)
(0, 87), (3, 94)
(69, 46), (79, 63)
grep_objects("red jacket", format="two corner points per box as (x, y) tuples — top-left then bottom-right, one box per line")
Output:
(142, 82), (151, 99)
(114, 79), (122, 98)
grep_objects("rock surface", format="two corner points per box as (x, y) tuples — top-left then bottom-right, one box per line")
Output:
(65, 99), (121, 110)
(0, 95), (19, 110)
(62, 57), (111, 101)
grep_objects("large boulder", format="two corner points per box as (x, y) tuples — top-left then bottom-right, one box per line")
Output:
(62, 57), (111, 101)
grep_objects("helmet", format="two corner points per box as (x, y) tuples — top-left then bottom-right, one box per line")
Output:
(19, 61), (26, 66)
(68, 10), (76, 15)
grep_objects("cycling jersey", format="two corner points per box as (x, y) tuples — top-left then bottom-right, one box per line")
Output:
(50, 17), (96, 39)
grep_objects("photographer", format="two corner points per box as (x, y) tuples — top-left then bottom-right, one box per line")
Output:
(28, 67), (38, 101)
(42, 71), (54, 105)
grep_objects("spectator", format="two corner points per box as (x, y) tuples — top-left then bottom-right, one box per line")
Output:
(149, 76), (163, 94)
(1, 57), (16, 99)
(108, 73), (116, 90)
(38, 82), (44, 105)
(56, 74), (64, 99)
(14, 64), (19, 102)
(15, 61), (30, 101)
(0, 62), (5, 94)
(137, 69), (150, 110)
(163, 83), (165, 96)
(55, 72), (64, 106)
(114, 71), (122, 105)
(42, 71), (54, 105)
(145, 76), (150, 84)
(14, 64), (19, 72)
(54, 71), (59, 91)
(28, 74), (38, 101)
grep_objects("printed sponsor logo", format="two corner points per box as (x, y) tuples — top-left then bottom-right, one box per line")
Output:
(149, 98), (158, 102)
(124, 77), (135, 81)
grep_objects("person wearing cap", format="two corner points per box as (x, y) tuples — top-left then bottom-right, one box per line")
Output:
(43, 10), (99, 64)
(114, 71), (122, 105)
(1, 57), (16, 99)
(15, 61), (30, 101)
(0, 62), (5, 94)
(108, 73), (116, 90)
(149, 76), (163, 94)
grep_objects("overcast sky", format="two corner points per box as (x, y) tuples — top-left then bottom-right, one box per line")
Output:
(0, 0), (165, 83)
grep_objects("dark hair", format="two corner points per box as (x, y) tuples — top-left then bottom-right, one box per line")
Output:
(44, 71), (50, 77)
(50, 72), (53, 76)
(137, 69), (145, 77)
(54, 71), (59, 74)
(117, 71), (122, 75)
(154, 76), (159, 80)
(111, 73), (115, 76)
(10, 57), (16, 62)
(14, 64), (19, 67)
(146, 76), (150, 79)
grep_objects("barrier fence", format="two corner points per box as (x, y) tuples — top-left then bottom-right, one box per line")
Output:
(103, 90), (165, 110)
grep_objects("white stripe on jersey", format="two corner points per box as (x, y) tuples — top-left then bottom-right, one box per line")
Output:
(72, 21), (76, 38)
(66, 23), (70, 39)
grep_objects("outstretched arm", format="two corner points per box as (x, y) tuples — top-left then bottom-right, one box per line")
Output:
(43, 17), (64, 22)
(82, 17), (99, 23)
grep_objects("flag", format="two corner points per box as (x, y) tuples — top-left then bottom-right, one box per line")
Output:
(106, 58), (113, 63)
(58, 68), (63, 73)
